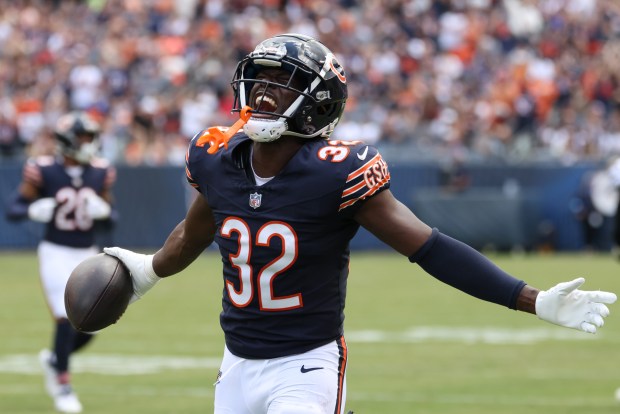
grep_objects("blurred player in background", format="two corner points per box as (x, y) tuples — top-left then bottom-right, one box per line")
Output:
(6, 111), (116, 413)
(572, 164), (618, 251)
(606, 156), (620, 255)
(104, 34), (616, 414)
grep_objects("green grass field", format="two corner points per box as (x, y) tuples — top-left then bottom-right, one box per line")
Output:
(1, 250), (619, 413)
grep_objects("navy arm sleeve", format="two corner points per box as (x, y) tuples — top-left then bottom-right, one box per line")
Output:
(5, 192), (30, 221)
(409, 228), (526, 310)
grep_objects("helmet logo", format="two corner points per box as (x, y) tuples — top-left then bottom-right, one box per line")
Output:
(328, 54), (346, 84)
(249, 192), (262, 209)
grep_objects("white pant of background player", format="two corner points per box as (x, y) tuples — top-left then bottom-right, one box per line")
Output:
(37, 240), (98, 414)
(214, 340), (348, 413)
(38, 240), (98, 318)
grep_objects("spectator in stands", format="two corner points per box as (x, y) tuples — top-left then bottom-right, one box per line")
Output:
(0, 111), (20, 158)
(1, 0), (620, 165)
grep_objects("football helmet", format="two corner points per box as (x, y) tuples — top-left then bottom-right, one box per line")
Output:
(231, 33), (347, 142)
(54, 111), (101, 163)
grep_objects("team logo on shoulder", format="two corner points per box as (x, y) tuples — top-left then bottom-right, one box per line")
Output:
(249, 192), (262, 209)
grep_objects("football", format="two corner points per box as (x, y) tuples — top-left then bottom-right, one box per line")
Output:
(65, 253), (133, 332)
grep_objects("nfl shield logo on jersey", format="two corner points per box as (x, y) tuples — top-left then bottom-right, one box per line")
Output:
(249, 192), (262, 209)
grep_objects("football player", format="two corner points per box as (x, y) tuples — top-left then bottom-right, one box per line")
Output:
(6, 111), (116, 414)
(104, 34), (616, 414)
(607, 156), (620, 253)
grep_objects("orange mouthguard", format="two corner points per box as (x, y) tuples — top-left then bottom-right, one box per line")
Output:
(196, 106), (252, 154)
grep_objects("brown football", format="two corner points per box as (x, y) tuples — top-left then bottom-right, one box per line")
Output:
(65, 253), (133, 332)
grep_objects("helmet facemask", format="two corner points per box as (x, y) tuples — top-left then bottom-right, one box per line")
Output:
(231, 34), (347, 143)
(54, 112), (101, 164)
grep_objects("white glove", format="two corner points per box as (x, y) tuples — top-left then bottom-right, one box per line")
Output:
(536, 277), (617, 333)
(28, 197), (57, 222)
(85, 192), (111, 220)
(103, 247), (160, 303)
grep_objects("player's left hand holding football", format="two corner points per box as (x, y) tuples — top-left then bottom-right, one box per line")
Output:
(103, 247), (160, 303)
(536, 277), (617, 333)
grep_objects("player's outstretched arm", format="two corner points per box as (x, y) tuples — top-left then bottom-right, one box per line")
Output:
(152, 195), (216, 276)
(105, 195), (216, 302)
(355, 190), (617, 333)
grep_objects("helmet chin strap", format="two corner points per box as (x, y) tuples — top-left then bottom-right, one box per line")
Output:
(244, 117), (288, 142)
(244, 116), (339, 142)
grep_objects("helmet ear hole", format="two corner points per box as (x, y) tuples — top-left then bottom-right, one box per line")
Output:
(317, 103), (334, 116)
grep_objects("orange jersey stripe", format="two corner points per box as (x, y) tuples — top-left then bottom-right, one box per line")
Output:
(341, 180), (367, 198)
(338, 172), (390, 211)
(345, 153), (382, 182)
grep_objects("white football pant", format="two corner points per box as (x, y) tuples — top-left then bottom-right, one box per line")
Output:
(214, 337), (348, 414)
(38, 240), (99, 318)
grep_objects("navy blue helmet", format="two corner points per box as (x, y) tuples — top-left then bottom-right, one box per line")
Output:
(54, 112), (101, 163)
(231, 33), (348, 142)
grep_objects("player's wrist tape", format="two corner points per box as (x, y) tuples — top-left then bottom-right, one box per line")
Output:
(409, 228), (526, 309)
(138, 254), (160, 288)
(144, 254), (159, 279)
(104, 247), (161, 302)
(125, 254), (160, 304)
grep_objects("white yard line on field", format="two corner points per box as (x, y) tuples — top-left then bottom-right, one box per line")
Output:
(346, 391), (616, 408)
(0, 354), (221, 375)
(0, 326), (601, 375)
(347, 326), (597, 344)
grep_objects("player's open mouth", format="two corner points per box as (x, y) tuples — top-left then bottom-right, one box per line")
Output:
(253, 93), (278, 116)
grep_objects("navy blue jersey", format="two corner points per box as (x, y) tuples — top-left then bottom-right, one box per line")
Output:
(23, 156), (115, 248)
(186, 133), (391, 359)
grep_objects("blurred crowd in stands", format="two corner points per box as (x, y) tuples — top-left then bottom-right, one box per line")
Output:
(1, 0), (620, 166)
